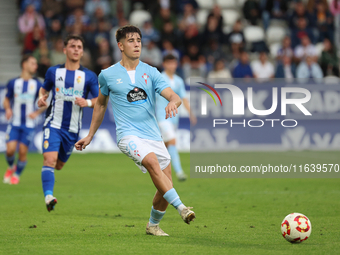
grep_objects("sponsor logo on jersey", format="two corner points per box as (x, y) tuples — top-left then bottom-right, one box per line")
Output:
(55, 86), (84, 101)
(127, 87), (147, 104)
(117, 79), (123, 84)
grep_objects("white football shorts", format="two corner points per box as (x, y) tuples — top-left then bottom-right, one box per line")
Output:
(118, 135), (171, 173)
(158, 121), (176, 142)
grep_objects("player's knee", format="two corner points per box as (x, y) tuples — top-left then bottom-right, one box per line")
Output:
(43, 156), (57, 168)
(144, 157), (161, 175)
(55, 161), (65, 170)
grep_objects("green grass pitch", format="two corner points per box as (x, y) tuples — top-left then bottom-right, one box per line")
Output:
(0, 152), (339, 255)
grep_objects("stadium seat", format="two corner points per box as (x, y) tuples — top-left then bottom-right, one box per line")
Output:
(196, 0), (214, 9)
(221, 9), (240, 26)
(197, 9), (210, 27)
(129, 10), (152, 27)
(216, 0), (237, 9)
(266, 26), (287, 45)
(315, 42), (325, 57)
(244, 26), (265, 42)
(269, 42), (282, 58)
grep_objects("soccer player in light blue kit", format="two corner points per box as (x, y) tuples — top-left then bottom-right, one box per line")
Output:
(3, 55), (45, 184)
(75, 25), (196, 236)
(155, 54), (196, 181)
(37, 35), (99, 212)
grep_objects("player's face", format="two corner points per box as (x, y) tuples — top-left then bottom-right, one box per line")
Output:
(163, 59), (177, 74)
(63, 39), (83, 62)
(119, 33), (141, 60)
(24, 57), (38, 75)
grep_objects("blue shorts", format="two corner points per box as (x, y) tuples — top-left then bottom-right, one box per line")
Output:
(6, 125), (35, 147)
(42, 126), (78, 163)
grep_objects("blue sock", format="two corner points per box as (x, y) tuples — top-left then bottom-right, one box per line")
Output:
(41, 166), (55, 196)
(5, 155), (15, 168)
(149, 206), (166, 225)
(15, 160), (27, 176)
(167, 145), (183, 174)
(163, 188), (183, 209)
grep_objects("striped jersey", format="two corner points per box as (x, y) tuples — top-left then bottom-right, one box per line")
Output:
(5, 77), (42, 128)
(43, 64), (99, 133)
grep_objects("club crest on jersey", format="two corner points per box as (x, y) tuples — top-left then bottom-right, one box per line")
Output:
(44, 140), (49, 149)
(142, 73), (149, 84)
(77, 76), (82, 83)
(127, 87), (147, 104)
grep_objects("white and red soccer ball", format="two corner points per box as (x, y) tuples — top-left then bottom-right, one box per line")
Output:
(281, 213), (312, 243)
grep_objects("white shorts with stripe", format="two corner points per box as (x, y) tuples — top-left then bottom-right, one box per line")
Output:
(118, 135), (171, 173)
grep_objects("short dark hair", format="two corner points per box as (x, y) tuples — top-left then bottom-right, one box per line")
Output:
(115, 25), (142, 43)
(64, 34), (85, 47)
(20, 54), (34, 68)
(163, 54), (177, 62)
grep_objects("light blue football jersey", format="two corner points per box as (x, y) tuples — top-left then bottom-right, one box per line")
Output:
(155, 72), (186, 126)
(98, 61), (169, 143)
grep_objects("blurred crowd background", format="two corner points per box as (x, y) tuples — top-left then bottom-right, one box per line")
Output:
(14, 0), (340, 83)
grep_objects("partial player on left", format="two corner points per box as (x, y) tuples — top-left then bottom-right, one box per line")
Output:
(3, 54), (46, 185)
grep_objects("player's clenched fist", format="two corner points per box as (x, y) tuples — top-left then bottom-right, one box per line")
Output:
(165, 102), (178, 119)
(38, 94), (48, 108)
(75, 136), (93, 151)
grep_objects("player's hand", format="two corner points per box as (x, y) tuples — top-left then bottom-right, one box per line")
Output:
(190, 115), (197, 126)
(5, 108), (12, 120)
(165, 102), (178, 119)
(38, 94), (48, 108)
(75, 136), (93, 151)
(74, 97), (88, 107)
(28, 111), (39, 119)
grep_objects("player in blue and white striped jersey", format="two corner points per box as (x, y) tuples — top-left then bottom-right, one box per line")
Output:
(37, 35), (99, 212)
(3, 55), (45, 185)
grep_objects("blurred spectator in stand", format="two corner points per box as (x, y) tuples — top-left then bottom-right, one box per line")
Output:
(91, 18), (111, 53)
(307, 0), (329, 13)
(251, 51), (275, 81)
(201, 15), (224, 47)
(140, 20), (160, 46)
(232, 51), (254, 78)
(50, 37), (66, 65)
(32, 38), (51, 77)
(319, 38), (339, 76)
(64, 0), (85, 16)
(110, 18), (129, 62)
(243, 0), (261, 25)
(140, 40), (163, 70)
(227, 20), (245, 50)
(207, 5), (223, 34)
(85, 0), (111, 18)
(93, 38), (113, 75)
(296, 55), (324, 81)
(18, 4), (46, 34)
(182, 43), (206, 79)
(294, 34), (318, 63)
(178, 3), (197, 32)
(289, 1), (315, 29)
(162, 40), (180, 60)
(65, 8), (91, 34)
(182, 23), (200, 54)
(160, 21), (178, 48)
(110, 0), (131, 21)
(204, 39), (227, 72)
(20, 0), (42, 13)
(314, 2), (334, 42)
(175, 0), (199, 14)
(262, 0), (288, 30)
(23, 25), (45, 54)
(154, 7), (178, 32)
(277, 36), (294, 61)
(47, 17), (63, 42)
(207, 59), (232, 82)
(329, 0), (340, 50)
(291, 17), (315, 48)
(41, 0), (64, 26)
(275, 55), (296, 81)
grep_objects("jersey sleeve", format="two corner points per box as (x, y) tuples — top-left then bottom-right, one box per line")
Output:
(87, 71), (99, 98)
(42, 67), (55, 91)
(152, 67), (170, 95)
(5, 79), (14, 99)
(98, 72), (109, 96)
(178, 77), (187, 99)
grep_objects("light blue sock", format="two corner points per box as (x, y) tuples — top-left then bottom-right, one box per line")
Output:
(41, 166), (55, 196)
(5, 154), (15, 168)
(149, 206), (166, 225)
(15, 160), (27, 176)
(163, 188), (183, 209)
(167, 145), (183, 174)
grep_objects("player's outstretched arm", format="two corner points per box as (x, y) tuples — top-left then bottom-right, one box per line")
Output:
(160, 87), (182, 119)
(37, 87), (49, 108)
(75, 90), (109, 151)
(3, 97), (12, 120)
(183, 98), (197, 125)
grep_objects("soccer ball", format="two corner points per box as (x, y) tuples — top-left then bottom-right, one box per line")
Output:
(281, 213), (312, 243)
